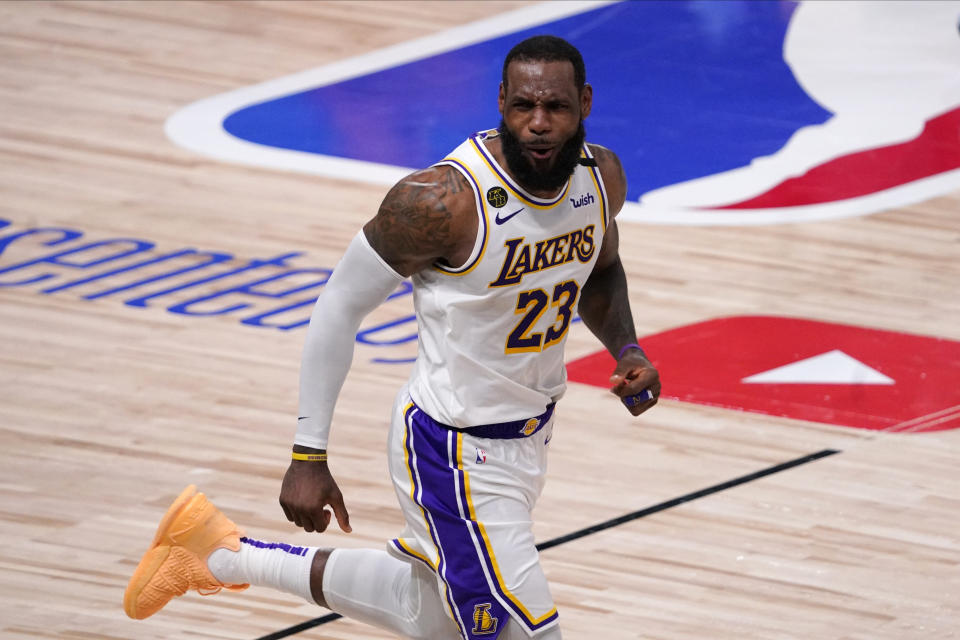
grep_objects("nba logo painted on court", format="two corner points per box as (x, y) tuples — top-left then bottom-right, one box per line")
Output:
(166, 2), (960, 227)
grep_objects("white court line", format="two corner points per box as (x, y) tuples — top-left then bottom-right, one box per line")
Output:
(165, 1), (614, 188)
(619, 167), (960, 225)
(883, 405), (960, 435)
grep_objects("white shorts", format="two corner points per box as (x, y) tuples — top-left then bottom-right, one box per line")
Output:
(386, 386), (559, 638)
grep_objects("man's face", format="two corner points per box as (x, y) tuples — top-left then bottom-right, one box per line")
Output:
(498, 59), (592, 192)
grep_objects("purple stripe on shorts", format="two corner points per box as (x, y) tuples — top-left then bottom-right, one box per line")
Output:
(407, 407), (512, 639)
(453, 436), (558, 631)
(404, 406), (468, 636)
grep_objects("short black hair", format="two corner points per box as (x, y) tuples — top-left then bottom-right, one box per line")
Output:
(502, 35), (586, 90)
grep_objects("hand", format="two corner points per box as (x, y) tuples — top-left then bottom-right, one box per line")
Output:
(609, 350), (661, 416)
(279, 452), (352, 534)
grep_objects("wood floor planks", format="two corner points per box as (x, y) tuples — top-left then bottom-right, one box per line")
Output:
(1, 2), (958, 639)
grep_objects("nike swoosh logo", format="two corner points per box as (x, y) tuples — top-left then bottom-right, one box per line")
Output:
(494, 208), (525, 225)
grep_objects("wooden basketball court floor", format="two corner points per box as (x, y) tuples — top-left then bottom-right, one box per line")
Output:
(1, 2), (958, 639)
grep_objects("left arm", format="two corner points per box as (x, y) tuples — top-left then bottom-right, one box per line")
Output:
(577, 145), (660, 416)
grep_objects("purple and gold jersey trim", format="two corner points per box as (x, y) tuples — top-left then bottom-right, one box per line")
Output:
(390, 537), (436, 570)
(581, 145), (609, 231)
(469, 132), (571, 210)
(431, 157), (490, 276)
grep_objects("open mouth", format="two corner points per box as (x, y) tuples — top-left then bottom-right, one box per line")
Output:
(525, 146), (556, 162)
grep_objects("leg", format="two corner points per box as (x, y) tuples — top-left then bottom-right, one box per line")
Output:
(500, 619), (563, 640)
(321, 547), (460, 640)
(309, 547), (330, 606)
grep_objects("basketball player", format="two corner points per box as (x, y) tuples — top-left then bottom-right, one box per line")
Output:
(124, 36), (660, 640)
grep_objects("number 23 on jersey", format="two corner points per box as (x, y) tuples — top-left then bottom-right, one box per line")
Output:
(505, 280), (579, 354)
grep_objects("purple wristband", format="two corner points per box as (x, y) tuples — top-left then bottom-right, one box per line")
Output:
(617, 342), (646, 360)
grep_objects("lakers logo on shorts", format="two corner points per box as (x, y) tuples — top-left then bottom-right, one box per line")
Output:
(472, 603), (499, 635)
(519, 417), (540, 437)
(486, 186), (508, 208)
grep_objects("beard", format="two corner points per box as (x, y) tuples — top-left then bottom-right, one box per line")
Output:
(498, 119), (586, 193)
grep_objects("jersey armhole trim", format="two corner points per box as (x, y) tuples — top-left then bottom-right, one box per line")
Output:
(430, 158), (489, 276)
(582, 144), (609, 231)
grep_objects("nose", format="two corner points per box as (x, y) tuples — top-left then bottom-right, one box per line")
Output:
(527, 106), (551, 136)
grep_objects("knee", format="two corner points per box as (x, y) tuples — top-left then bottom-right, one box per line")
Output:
(400, 588), (460, 640)
(404, 619), (460, 640)
(402, 603), (461, 640)
(499, 618), (562, 640)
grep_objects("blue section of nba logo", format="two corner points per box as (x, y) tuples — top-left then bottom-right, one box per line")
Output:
(222, 1), (830, 202)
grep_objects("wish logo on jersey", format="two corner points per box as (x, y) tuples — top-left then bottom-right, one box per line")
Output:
(489, 225), (595, 288)
(569, 193), (594, 209)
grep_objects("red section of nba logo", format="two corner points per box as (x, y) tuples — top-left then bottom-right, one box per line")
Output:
(720, 106), (960, 208)
(567, 316), (960, 432)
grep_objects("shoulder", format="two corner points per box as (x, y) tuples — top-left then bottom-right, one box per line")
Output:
(587, 143), (627, 218)
(380, 165), (474, 223)
(363, 165), (478, 276)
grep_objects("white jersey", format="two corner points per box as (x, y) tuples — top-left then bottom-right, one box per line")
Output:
(407, 129), (609, 428)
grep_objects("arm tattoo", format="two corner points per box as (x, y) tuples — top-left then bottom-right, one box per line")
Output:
(365, 166), (473, 275)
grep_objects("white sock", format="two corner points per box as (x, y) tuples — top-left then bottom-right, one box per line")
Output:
(207, 536), (319, 604)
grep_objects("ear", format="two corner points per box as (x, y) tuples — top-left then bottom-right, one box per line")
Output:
(498, 82), (506, 115)
(580, 83), (593, 120)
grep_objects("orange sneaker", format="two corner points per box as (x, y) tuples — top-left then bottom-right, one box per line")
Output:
(124, 485), (249, 619)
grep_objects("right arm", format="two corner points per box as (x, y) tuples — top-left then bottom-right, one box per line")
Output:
(279, 166), (474, 533)
(363, 163), (477, 275)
